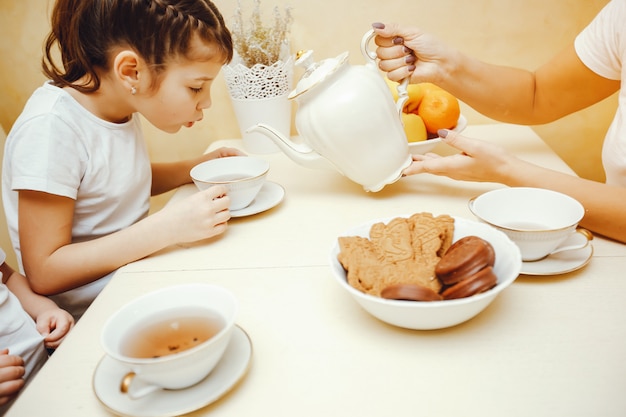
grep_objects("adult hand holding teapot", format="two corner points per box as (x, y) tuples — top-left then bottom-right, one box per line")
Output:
(247, 29), (412, 192)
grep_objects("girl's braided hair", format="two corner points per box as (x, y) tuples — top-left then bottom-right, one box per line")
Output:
(43, 0), (233, 93)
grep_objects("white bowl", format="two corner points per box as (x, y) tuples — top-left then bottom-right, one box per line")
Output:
(407, 114), (467, 155)
(190, 156), (269, 211)
(329, 215), (521, 330)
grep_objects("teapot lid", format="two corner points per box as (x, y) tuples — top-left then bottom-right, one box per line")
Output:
(288, 50), (349, 99)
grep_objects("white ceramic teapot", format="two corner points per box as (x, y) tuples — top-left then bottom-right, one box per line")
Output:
(246, 29), (412, 192)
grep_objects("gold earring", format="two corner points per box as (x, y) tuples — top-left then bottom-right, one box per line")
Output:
(131, 87), (137, 95)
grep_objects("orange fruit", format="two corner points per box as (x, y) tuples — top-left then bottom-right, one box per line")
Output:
(403, 84), (425, 114)
(401, 112), (428, 142)
(385, 78), (424, 112)
(417, 82), (444, 95)
(417, 87), (460, 134)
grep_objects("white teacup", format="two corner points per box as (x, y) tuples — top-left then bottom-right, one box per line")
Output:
(101, 284), (238, 399)
(190, 156), (269, 211)
(469, 187), (592, 262)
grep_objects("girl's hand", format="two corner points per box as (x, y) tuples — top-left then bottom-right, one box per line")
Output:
(36, 309), (75, 349)
(0, 349), (25, 406)
(159, 184), (232, 244)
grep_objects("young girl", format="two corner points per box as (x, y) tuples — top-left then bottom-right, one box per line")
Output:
(0, 247), (74, 415)
(372, 0), (626, 243)
(2, 0), (244, 320)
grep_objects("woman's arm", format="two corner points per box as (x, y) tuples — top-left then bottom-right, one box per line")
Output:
(373, 24), (620, 124)
(442, 45), (620, 124)
(407, 131), (626, 242)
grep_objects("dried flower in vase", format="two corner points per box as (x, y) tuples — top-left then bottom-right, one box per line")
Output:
(231, 0), (293, 68)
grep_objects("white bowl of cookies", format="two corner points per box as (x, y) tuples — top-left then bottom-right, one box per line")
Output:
(329, 213), (522, 330)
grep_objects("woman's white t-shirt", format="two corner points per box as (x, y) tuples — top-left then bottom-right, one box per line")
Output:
(575, 0), (626, 186)
(2, 82), (151, 320)
(0, 248), (47, 415)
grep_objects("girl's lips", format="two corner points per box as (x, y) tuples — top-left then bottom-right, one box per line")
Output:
(186, 117), (202, 128)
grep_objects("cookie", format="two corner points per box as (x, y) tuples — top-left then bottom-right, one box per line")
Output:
(440, 266), (498, 300)
(381, 283), (443, 301)
(435, 236), (495, 286)
(337, 213), (455, 297)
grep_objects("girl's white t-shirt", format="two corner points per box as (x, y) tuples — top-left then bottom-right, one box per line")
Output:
(2, 82), (151, 320)
(0, 248), (48, 415)
(574, 0), (626, 186)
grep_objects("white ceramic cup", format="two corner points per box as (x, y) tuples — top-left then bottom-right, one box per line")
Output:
(101, 284), (238, 399)
(468, 187), (592, 261)
(190, 156), (269, 211)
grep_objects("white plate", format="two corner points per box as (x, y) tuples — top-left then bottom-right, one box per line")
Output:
(93, 325), (252, 417)
(408, 114), (467, 155)
(520, 244), (593, 276)
(230, 181), (285, 217)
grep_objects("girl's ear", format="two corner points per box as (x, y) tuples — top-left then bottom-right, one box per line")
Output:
(113, 50), (142, 93)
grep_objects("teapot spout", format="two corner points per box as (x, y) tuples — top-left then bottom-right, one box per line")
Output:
(246, 124), (335, 171)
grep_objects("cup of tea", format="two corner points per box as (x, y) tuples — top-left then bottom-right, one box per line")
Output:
(101, 284), (238, 399)
(469, 187), (592, 261)
(190, 156), (269, 211)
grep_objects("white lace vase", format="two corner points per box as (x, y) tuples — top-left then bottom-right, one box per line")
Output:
(223, 53), (294, 154)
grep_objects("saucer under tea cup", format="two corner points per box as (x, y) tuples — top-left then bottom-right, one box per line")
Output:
(101, 284), (238, 399)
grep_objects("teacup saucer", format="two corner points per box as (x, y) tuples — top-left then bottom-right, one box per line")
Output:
(93, 325), (252, 417)
(520, 244), (594, 276)
(230, 181), (285, 217)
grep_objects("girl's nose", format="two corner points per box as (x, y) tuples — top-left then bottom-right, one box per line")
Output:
(198, 96), (212, 110)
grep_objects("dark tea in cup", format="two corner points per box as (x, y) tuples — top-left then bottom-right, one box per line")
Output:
(120, 307), (225, 359)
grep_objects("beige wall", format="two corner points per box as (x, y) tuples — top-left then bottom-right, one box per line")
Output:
(0, 126), (16, 268)
(0, 0), (614, 262)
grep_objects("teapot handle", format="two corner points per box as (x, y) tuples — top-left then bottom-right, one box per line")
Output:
(395, 78), (410, 120)
(360, 29), (378, 63)
(361, 29), (410, 121)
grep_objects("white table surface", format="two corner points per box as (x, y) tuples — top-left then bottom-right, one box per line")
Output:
(6, 124), (626, 417)
(121, 124), (624, 274)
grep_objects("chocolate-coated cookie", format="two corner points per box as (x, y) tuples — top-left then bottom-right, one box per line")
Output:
(435, 236), (495, 285)
(440, 266), (498, 300)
